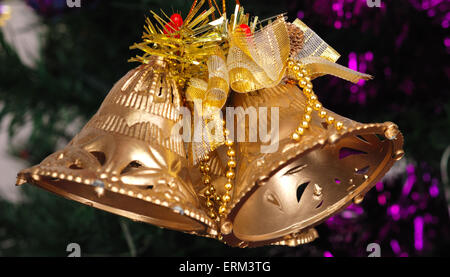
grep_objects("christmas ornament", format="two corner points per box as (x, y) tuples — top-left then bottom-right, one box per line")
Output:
(16, 0), (404, 247)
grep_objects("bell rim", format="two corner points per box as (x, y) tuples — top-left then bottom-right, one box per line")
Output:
(17, 172), (218, 236)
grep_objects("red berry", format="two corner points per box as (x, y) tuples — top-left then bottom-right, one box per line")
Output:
(238, 24), (252, 36)
(163, 24), (170, 34)
(170, 13), (183, 28)
(163, 22), (177, 34)
(163, 22), (180, 38)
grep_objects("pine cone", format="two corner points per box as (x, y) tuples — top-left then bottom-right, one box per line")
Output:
(287, 23), (304, 58)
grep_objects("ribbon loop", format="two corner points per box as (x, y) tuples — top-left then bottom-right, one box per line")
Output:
(228, 16), (290, 93)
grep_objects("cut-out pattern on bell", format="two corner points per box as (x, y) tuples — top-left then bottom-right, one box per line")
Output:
(16, 57), (218, 236)
(216, 83), (404, 247)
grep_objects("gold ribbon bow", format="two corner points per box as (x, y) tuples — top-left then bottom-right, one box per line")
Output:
(227, 16), (291, 93)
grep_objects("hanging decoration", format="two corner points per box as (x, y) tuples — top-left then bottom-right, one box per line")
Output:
(16, 0), (404, 248)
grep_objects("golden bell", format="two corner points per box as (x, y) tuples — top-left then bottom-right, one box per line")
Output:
(216, 83), (404, 247)
(15, 59), (404, 248)
(16, 56), (218, 237)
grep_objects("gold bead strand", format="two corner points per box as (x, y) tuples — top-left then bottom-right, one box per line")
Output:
(288, 60), (314, 141)
(219, 127), (236, 216)
(287, 59), (345, 141)
(200, 155), (217, 220)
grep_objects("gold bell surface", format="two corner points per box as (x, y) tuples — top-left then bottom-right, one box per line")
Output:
(16, 56), (217, 236)
(216, 83), (404, 247)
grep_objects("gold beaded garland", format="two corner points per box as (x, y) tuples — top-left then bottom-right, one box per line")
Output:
(199, 154), (217, 219)
(288, 59), (345, 140)
(220, 124), (236, 216)
(199, 124), (236, 219)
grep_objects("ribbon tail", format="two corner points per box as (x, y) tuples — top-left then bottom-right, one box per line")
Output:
(300, 56), (373, 84)
(185, 51), (229, 165)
